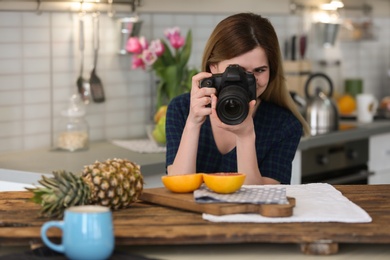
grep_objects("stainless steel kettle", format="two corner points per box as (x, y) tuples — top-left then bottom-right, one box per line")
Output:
(304, 73), (339, 136)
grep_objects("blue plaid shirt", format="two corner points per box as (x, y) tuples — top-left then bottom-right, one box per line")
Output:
(165, 93), (302, 184)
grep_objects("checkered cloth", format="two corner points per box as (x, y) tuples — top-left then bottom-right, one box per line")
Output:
(194, 185), (289, 204)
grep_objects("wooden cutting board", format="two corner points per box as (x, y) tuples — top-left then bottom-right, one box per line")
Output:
(139, 187), (295, 217)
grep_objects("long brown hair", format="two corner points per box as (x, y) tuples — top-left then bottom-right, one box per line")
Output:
(202, 13), (310, 135)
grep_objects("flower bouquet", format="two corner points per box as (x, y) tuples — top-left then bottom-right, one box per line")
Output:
(126, 27), (198, 109)
(126, 27), (198, 145)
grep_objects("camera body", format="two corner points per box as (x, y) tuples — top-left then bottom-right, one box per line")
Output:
(200, 64), (256, 125)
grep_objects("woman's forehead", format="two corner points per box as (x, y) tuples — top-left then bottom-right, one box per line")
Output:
(219, 47), (268, 71)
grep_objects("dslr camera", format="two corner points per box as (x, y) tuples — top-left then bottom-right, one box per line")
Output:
(200, 64), (256, 125)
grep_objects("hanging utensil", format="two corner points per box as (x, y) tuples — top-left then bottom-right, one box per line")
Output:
(299, 34), (307, 60)
(76, 13), (90, 104)
(290, 35), (296, 61)
(89, 12), (105, 103)
(284, 38), (290, 60)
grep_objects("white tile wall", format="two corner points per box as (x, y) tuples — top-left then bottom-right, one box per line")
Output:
(0, 10), (389, 153)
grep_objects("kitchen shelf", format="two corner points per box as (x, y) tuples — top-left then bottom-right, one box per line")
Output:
(0, 0), (293, 14)
(0, 0), (140, 13)
(290, 1), (372, 15)
(0, 0), (137, 3)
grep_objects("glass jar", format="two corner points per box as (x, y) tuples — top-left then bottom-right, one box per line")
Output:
(55, 95), (89, 152)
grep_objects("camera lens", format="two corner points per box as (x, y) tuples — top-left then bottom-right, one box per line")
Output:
(223, 99), (243, 117)
(217, 85), (249, 125)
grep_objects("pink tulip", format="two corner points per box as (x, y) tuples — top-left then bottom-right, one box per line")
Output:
(164, 27), (181, 40)
(126, 37), (143, 54)
(149, 39), (165, 56)
(128, 27), (189, 71)
(142, 49), (158, 66)
(131, 55), (145, 69)
(139, 36), (149, 50)
(164, 27), (185, 49)
(169, 35), (185, 49)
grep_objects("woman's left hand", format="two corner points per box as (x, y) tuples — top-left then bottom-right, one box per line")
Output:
(210, 94), (257, 137)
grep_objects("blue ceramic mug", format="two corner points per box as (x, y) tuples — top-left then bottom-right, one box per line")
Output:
(41, 205), (114, 260)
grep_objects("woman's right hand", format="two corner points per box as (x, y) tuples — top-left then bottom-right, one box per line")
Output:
(187, 72), (216, 126)
(167, 72), (215, 175)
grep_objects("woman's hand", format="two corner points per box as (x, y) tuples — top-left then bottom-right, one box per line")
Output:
(187, 72), (216, 126)
(167, 72), (216, 176)
(210, 95), (257, 138)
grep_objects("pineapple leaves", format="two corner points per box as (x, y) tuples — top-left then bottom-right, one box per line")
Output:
(26, 159), (144, 219)
(26, 170), (91, 218)
(27, 188), (50, 204)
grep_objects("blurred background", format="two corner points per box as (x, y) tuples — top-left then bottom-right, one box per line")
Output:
(0, 0), (389, 153)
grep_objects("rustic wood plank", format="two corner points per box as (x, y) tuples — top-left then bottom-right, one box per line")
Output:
(1, 185), (390, 251)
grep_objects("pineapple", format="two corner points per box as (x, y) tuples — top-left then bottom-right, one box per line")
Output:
(27, 158), (144, 218)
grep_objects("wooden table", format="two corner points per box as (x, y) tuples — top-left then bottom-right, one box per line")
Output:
(1, 185), (390, 255)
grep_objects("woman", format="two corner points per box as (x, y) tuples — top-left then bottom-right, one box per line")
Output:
(165, 13), (309, 185)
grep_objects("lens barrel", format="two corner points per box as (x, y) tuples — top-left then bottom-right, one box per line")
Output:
(216, 85), (249, 125)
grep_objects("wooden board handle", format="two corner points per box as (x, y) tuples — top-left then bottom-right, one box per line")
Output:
(259, 197), (296, 217)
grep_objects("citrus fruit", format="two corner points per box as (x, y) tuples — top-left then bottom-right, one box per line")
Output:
(203, 173), (246, 194)
(337, 94), (356, 114)
(161, 174), (203, 193)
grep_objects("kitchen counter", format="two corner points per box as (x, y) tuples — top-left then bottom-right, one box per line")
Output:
(0, 141), (166, 189)
(298, 120), (390, 150)
(1, 120), (390, 187)
(0, 141), (166, 175)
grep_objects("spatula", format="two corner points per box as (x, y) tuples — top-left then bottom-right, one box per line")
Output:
(76, 14), (90, 104)
(89, 12), (105, 103)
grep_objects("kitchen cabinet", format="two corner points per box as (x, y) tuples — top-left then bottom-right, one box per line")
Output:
(291, 150), (302, 185)
(370, 169), (390, 184)
(368, 132), (390, 184)
(293, 121), (390, 185)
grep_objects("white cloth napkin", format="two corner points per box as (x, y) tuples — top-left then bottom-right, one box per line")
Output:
(202, 183), (372, 223)
(112, 139), (166, 153)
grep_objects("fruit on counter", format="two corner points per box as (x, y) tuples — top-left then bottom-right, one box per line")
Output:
(154, 105), (168, 124)
(26, 158), (144, 218)
(161, 173), (204, 193)
(151, 105), (168, 144)
(203, 173), (246, 194)
(337, 94), (356, 114)
(380, 96), (390, 111)
(152, 115), (166, 144)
